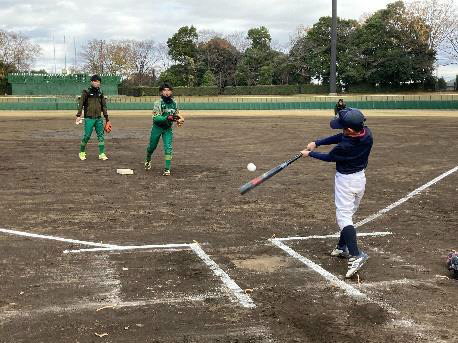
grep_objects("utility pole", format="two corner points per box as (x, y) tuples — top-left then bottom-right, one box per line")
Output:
(330, 0), (337, 95)
(53, 35), (56, 73)
(64, 35), (67, 73)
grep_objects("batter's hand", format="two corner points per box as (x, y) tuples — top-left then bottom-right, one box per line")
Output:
(300, 148), (311, 157)
(306, 142), (316, 151)
(75, 116), (83, 125)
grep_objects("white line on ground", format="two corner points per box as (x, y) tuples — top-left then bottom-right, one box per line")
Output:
(0, 227), (120, 248)
(270, 238), (368, 300)
(355, 165), (458, 228)
(63, 243), (192, 254)
(190, 243), (256, 309)
(276, 231), (393, 242)
(0, 228), (255, 309)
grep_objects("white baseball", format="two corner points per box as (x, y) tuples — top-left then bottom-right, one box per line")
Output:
(247, 163), (256, 172)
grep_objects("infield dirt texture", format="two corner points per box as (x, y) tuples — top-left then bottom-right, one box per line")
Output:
(0, 110), (457, 342)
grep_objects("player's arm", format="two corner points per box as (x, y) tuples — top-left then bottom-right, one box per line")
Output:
(101, 95), (109, 122)
(75, 91), (86, 124)
(315, 133), (343, 147)
(152, 101), (169, 123)
(304, 145), (347, 162)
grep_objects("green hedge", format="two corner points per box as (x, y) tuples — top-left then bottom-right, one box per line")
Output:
(119, 84), (329, 96)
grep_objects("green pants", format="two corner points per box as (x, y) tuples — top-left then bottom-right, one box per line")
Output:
(146, 125), (173, 170)
(80, 118), (105, 154)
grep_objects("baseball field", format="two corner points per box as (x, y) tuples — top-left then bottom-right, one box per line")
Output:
(0, 109), (457, 342)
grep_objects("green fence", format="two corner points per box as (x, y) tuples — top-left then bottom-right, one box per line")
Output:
(0, 95), (457, 110)
(7, 73), (121, 96)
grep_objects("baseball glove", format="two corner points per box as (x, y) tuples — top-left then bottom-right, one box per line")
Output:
(104, 121), (112, 133)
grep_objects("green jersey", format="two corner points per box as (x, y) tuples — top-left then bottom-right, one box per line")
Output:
(152, 98), (178, 129)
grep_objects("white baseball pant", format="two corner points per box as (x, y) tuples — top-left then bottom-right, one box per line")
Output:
(334, 170), (366, 231)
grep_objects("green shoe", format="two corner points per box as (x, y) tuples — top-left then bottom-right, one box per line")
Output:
(162, 169), (171, 176)
(79, 152), (86, 161)
(98, 153), (108, 160)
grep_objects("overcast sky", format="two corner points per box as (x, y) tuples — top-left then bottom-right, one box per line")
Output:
(0, 0), (456, 79)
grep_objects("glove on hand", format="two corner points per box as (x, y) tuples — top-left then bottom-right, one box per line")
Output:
(104, 121), (112, 133)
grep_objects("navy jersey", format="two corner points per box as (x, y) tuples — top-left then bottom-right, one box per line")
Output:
(309, 127), (373, 174)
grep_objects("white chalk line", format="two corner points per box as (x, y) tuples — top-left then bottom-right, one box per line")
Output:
(0, 227), (120, 248)
(0, 227), (255, 309)
(276, 231), (392, 242)
(0, 292), (223, 323)
(355, 165), (458, 228)
(270, 238), (367, 300)
(64, 243), (192, 254)
(190, 243), (256, 309)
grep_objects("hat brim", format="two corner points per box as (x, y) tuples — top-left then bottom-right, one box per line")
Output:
(330, 117), (343, 129)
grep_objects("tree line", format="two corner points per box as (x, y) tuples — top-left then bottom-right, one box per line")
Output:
(1, 0), (457, 92)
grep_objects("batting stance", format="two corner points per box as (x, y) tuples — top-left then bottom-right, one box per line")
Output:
(301, 108), (373, 278)
(144, 83), (184, 176)
(75, 74), (111, 161)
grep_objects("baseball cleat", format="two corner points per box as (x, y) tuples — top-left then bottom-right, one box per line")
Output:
(346, 252), (369, 278)
(331, 245), (350, 258)
(98, 153), (108, 160)
(162, 169), (171, 176)
(144, 160), (152, 170)
(79, 152), (86, 161)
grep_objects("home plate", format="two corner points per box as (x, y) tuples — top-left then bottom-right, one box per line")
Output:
(116, 168), (134, 175)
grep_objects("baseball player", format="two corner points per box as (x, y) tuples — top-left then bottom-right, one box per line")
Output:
(301, 108), (373, 278)
(144, 83), (184, 176)
(334, 98), (346, 116)
(75, 74), (111, 161)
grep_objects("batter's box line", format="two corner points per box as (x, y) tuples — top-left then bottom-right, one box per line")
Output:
(0, 227), (255, 309)
(269, 232), (393, 302)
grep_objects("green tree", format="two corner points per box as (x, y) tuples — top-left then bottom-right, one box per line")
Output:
(289, 17), (359, 85)
(235, 27), (275, 85)
(437, 77), (447, 90)
(197, 37), (240, 88)
(166, 26), (199, 86)
(166, 26), (198, 63)
(201, 70), (217, 86)
(247, 26), (271, 51)
(354, 1), (435, 87)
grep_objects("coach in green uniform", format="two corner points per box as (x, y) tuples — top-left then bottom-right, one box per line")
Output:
(75, 74), (110, 161)
(144, 83), (184, 176)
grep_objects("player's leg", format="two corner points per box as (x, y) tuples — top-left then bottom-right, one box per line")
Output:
(162, 127), (173, 175)
(352, 171), (366, 215)
(79, 118), (96, 160)
(145, 125), (162, 169)
(94, 118), (107, 160)
(332, 172), (357, 257)
(335, 171), (369, 277)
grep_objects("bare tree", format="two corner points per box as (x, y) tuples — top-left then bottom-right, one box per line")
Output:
(446, 30), (458, 63)
(155, 42), (172, 75)
(80, 39), (106, 74)
(224, 31), (250, 53)
(406, 0), (457, 53)
(197, 29), (221, 44)
(0, 30), (41, 77)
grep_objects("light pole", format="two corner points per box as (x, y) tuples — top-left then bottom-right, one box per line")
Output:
(330, 0), (337, 95)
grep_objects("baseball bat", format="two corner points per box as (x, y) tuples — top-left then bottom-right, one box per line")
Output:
(239, 152), (303, 195)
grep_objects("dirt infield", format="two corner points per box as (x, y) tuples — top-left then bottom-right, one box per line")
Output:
(0, 111), (457, 342)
